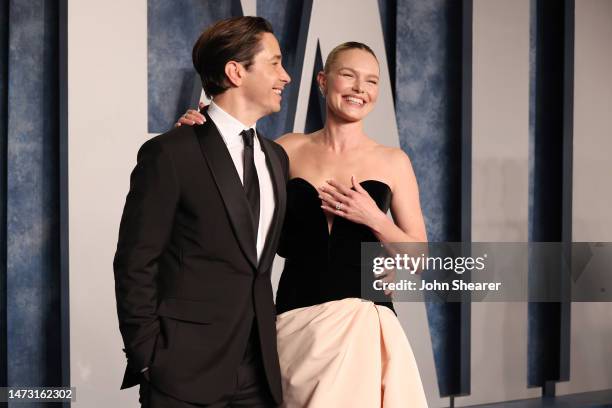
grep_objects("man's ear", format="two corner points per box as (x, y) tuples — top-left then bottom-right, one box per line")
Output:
(224, 61), (244, 88)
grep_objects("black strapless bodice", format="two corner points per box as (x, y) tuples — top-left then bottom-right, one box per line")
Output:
(276, 178), (395, 314)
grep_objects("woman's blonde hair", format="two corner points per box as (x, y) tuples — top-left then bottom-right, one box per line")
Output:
(323, 42), (378, 74)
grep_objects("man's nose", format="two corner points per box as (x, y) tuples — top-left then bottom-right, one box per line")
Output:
(280, 66), (291, 84)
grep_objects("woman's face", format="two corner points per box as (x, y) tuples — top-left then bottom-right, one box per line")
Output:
(319, 48), (380, 123)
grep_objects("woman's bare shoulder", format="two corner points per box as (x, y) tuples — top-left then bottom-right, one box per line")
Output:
(370, 145), (416, 191)
(276, 132), (308, 146)
(365, 143), (410, 168)
(275, 132), (316, 156)
(374, 145), (413, 167)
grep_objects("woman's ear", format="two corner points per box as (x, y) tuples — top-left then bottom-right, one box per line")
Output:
(316, 71), (327, 96)
(224, 61), (244, 87)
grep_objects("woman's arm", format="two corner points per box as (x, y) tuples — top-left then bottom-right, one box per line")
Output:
(373, 149), (427, 244)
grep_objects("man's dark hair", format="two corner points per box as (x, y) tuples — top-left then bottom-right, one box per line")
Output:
(192, 16), (274, 98)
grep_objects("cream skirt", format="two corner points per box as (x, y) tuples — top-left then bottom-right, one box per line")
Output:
(276, 298), (428, 408)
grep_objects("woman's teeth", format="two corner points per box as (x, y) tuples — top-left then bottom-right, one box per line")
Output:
(344, 96), (364, 105)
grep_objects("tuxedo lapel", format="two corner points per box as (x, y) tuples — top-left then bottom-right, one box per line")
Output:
(257, 133), (287, 274)
(195, 118), (258, 270)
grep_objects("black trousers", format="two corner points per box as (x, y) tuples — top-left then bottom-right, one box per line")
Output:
(140, 323), (277, 408)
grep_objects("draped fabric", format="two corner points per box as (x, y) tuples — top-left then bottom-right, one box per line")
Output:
(277, 298), (428, 408)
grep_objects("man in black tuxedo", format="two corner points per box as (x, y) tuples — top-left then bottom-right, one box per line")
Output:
(113, 16), (291, 407)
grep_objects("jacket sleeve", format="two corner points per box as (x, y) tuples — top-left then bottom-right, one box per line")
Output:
(113, 138), (179, 374)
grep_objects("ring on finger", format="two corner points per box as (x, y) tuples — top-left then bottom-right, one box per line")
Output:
(335, 203), (343, 211)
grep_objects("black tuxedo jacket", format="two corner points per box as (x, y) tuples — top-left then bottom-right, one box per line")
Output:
(113, 117), (288, 405)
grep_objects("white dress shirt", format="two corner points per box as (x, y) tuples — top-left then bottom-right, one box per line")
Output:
(207, 101), (275, 262)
